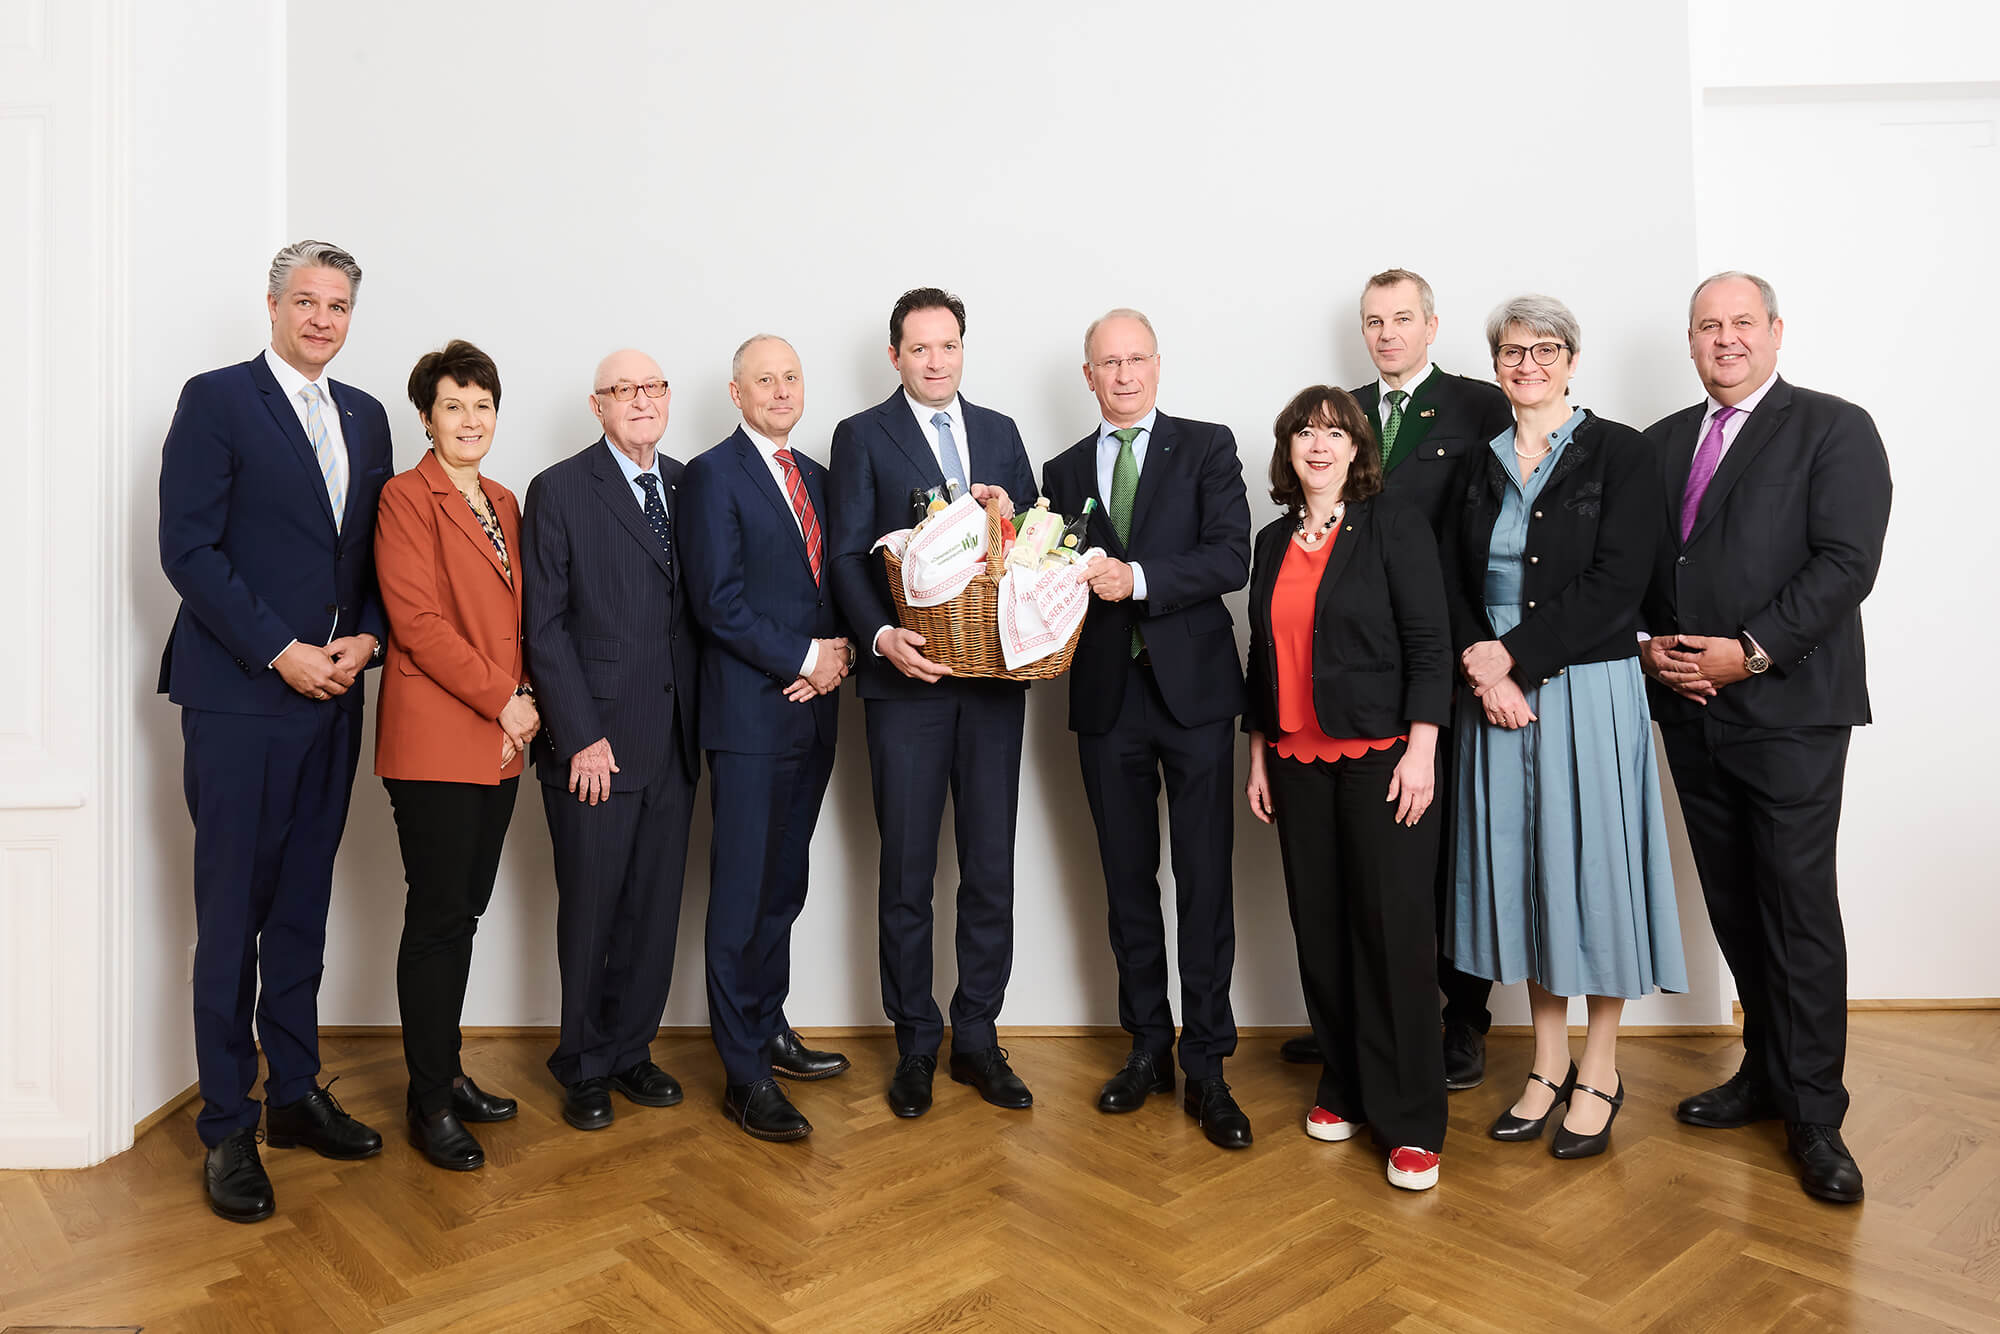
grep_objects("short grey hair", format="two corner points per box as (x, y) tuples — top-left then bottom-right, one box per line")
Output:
(730, 333), (792, 382)
(1083, 307), (1157, 363)
(1688, 270), (1780, 326)
(1360, 268), (1435, 321)
(267, 239), (361, 304)
(1486, 294), (1581, 361)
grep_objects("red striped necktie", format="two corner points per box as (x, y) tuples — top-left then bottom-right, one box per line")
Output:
(773, 449), (823, 584)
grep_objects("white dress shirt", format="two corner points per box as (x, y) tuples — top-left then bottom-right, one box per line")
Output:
(261, 346), (351, 663)
(1095, 408), (1157, 601)
(1376, 357), (1435, 409)
(743, 425), (820, 678)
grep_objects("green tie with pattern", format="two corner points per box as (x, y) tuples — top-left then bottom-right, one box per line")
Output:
(1109, 427), (1142, 656)
(1380, 388), (1410, 471)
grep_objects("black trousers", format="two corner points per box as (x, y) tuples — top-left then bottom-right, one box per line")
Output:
(383, 776), (519, 1115)
(1432, 730), (1494, 1032)
(1267, 742), (1447, 1151)
(539, 743), (696, 1087)
(863, 686), (1025, 1056)
(1076, 660), (1237, 1079)
(182, 703), (361, 1147)
(1660, 719), (1853, 1126)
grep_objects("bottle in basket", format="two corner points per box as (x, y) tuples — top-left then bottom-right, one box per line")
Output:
(1044, 498), (1097, 567)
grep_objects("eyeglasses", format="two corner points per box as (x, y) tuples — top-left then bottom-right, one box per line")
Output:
(1092, 355), (1156, 373)
(1497, 342), (1567, 368)
(594, 378), (670, 401)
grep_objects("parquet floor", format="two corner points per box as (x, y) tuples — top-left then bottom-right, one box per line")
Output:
(2, 1016), (1996, 1332)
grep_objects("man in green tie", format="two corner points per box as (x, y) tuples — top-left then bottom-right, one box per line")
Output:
(1277, 269), (1511, 1090)
(1041, 309), (1254, 1149)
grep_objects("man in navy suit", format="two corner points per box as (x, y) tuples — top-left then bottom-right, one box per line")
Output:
(1042, 309), (1254, 1148)
(827, 288), (1039, 1118)
(522, 348), (702, 1133)
(681, 336), (852, 1141)
(159, 240), (392, 1223)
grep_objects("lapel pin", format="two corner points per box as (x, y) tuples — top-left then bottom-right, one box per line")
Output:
(1420, 408), (1436, 418)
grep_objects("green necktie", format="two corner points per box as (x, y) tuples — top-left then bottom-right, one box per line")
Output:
(1380, 388), (1409, 471)
(1109, 427), (1142, 656)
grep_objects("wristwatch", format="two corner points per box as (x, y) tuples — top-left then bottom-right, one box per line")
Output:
(1739, 632), (1770, 675)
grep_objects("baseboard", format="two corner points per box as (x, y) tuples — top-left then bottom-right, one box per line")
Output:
(135, 1081), (199, 1138)
(1845, 997), (2000, 1010)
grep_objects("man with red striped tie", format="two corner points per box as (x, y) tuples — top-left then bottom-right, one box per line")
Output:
(680, 335), (853, 1140)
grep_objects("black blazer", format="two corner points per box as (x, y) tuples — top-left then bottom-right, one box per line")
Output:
(521, 438), (701, 787)
(1642, 378), (1891, 729)
(1041, 413), (1250, 734)
(1352, 368), (1513, 536)
(1441, 410), (1663, 686)
(1244, 496), (1452, 740)
(827, 388), (1037, 700)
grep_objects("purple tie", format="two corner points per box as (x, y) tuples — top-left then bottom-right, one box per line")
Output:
(1679, 405), (1739, 542)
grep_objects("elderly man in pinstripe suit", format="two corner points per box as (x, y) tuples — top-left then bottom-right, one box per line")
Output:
(522, 348), (702, 1132)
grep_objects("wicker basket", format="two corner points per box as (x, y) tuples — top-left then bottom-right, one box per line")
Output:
(881, 499), (1083, 681)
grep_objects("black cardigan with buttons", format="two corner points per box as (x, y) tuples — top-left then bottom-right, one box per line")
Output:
(1439, 409), (1665, 686)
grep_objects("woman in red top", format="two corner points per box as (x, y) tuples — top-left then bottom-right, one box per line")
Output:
(1243, 386), (1454, 1191)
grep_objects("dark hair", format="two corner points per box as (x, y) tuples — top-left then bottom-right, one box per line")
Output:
(1268, 385), (1383, 510)
(408, 339), (502, 421)
(889, 287), (966, 348)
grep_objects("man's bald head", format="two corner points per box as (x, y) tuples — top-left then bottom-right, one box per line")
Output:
(589, 348), (671, 461)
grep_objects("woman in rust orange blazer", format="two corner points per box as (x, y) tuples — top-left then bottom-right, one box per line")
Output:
(373, 339), (538, 1172)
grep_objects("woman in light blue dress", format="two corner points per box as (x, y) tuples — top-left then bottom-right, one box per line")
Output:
(1441, 295), (1685, 1160)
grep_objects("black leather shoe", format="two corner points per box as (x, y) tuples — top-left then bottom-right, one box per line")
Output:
(887, 1054), (936, 1118)
(264, 1081), (383, 1160)
(1676, 1068), (1779, 1129)
(1550, 1074), (1624, 1159)
(610, 1060), (683, 1107)
(204, 1128), (274, 1224)
(1183, 1077), (1253, 1149)
(949, 1046), (1033, 1110)
(563, 1077), (614, 1131)
(408, 1106), (484, 1171)
(724, 1077), (812, 1142)
(1443, 1024), (1487, 1091)
(1489, 1062), (1577, 1142)
(1279, 1034), (1321, 1064)
(1787, 1122), (1864, 1203)
(450, 1077), (517, 1123)
(1097, 1050), (1174, 1114)
(767, 1030), (850, 1081)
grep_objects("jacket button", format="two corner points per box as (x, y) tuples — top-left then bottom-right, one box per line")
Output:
(324, 602), (338, 614)
(1435, 448), (1445, 456)
(1541, 678), (1550, 685)
(1529, 556), (1539, 564)
(664, 683), (674, 693)
(1677, 556), (1689, 566)
(1532, 510), (1543, 519)
(1526, 600), (1536, 609)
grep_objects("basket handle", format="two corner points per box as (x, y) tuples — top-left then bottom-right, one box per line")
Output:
(984, 498), (1007, 577)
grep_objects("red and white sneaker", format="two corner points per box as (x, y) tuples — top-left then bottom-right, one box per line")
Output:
(1305, 1106), (1362, 1142)
(1386, 1146), (1441, 1191)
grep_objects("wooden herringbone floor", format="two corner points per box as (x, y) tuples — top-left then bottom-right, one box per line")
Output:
(2, 1017), (1997, 1332)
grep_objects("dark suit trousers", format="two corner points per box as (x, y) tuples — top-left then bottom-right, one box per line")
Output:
(181, 704), (361, 1147)
(1076, 661), (1238, 1079)
(1660, 719), (1852, 1125)
(539, 746), (695, 1087)
(1432, 733), (1494, 1032)
(382, 776), (518, 1115)
(863, 686), (1025, 1056)
(704, 739), (835, 1085)
(1267, 742), (1448, 1152)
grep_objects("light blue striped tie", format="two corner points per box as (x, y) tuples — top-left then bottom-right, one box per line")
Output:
(300, 384), (346, 531)
(932, 411), (967, 495)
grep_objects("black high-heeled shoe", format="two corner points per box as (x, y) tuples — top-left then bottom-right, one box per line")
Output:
(1488, 1061), (1577, 1142)
(1549, 1074), (1624, 1159)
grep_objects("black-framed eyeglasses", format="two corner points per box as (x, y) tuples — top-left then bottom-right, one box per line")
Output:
(594, 378), (670, 401)
(1092, 354), (1156, 373)
(1497, 342), (1567, 368)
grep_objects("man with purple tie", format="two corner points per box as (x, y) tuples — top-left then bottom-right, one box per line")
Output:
(1640, 271), (1892, 1205)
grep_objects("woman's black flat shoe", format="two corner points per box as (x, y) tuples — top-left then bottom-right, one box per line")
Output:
(1489, 1062), (1577, 1142)
(1549, 1074), (1624, 1159)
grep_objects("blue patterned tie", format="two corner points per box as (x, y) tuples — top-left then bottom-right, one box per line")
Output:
(299, 384), (346, 531)
(634, 472), (673, 569)
(932, 411), (967, 494)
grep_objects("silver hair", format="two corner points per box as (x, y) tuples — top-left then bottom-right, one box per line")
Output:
(267, 239), (361, 304)
(1083, 307), (1157, 363)
(1360, 268), (1435, 321)
(1688, 270), (1780, 326)
(730, 333), (793, 382)
(1485, 294), (1581, 361)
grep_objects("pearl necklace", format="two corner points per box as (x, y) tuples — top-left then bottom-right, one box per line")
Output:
(1295, 502), (1345, 546)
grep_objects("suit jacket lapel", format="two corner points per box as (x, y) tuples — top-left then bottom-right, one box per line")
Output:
(878, 391), (946, 490)
(591, 444), (673, 579)
(327, 380), (368, 532)
(1312, 498), (1368, 619)
(1127, 413), (1176, 548)
(252, 355), (338, 532)
(419, 451), (511, 584)
(1686, 379), (1792, 546)
(1663, 406), (1700, 541)
(1386, 370), (1442, 462)
(732, 430), (814, 579)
